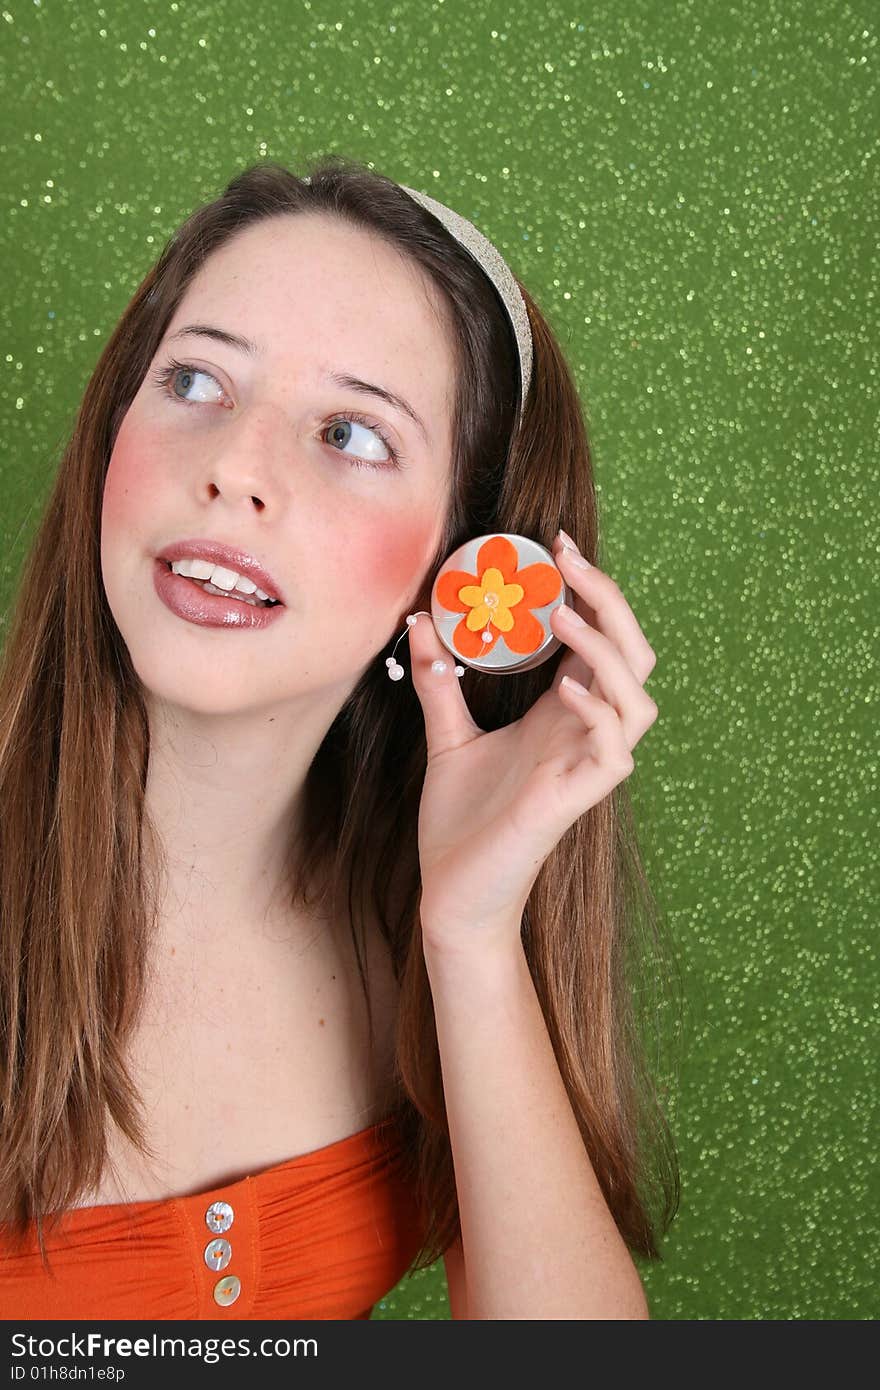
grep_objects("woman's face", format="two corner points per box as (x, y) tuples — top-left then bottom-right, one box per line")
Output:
(101, 212), (456, 716)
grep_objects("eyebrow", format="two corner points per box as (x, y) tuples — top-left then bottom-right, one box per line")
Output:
(164, 324), (429, 443)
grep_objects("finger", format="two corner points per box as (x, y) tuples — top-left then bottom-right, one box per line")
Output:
(405, 611), (482, 757)
(543, 678), (636, 828)
(552, 540), (657, 684)
(549, 605), (658, 747)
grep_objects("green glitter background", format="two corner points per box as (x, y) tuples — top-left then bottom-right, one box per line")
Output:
(1, 0), (876, 1321)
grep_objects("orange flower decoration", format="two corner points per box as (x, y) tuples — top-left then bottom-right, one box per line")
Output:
(434, 535), (562, 661)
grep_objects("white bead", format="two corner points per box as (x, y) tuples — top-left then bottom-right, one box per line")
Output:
(406, 614), (418, 626)
(431, 659), (447, 675)
(454, 665), (464, 677)
(389, 664), (404, 680)
(385, 657), (395, 666)
(482, 630), (493, 643)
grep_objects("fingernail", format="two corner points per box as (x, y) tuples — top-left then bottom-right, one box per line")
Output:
(556, 602), (586, 626)
(560, 675), (589, 696)
(557, 527), (578, 551)
(562, 548), (591, 570)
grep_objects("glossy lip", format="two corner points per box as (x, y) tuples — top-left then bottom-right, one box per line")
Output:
(156, 538), (285, 604)
(153, 558), (287, 630)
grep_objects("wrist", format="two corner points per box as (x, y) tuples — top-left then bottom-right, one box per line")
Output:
(420, 913), (527, 974)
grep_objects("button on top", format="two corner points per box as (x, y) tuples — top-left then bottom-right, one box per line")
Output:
(205, 1200), (234, 1234)
(213, 1274), (241, 1307)
(204, 1237), (232, 1272)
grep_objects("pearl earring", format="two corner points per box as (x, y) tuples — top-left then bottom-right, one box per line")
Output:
(385, 612), (465, 682)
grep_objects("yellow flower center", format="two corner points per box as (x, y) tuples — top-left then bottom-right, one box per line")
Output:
(458, 567), (525, 634)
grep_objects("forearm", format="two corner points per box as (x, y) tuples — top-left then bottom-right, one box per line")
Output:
(422, 925), (650, 1320)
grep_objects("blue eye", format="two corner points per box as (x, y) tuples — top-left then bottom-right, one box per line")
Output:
(159, 362), (219, 404)
(323, 416), (399, 469)
(148, 358), (405, 472)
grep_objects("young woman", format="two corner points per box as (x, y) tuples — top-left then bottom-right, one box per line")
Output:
(0, 155), (680, 1320)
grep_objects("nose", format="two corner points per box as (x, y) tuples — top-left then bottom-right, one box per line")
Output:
(200, 405), (292, 508)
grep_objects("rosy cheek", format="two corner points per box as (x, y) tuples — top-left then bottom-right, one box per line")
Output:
(346, 517), (439, 605)
(102, 444), (156, 532)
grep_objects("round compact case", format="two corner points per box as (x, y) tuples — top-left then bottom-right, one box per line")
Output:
(430, 533), (575, 675)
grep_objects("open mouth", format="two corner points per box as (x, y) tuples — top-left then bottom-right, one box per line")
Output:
(162, 561), (282, 608)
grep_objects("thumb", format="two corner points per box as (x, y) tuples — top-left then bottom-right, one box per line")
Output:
(404, 611), (482, 757)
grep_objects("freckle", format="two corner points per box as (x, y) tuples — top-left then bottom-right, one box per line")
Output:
(170, 946), (176, 956)
(318, 1018), (325, 1027)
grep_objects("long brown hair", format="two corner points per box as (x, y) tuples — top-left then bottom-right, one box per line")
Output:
(0, 154), (681, 1272)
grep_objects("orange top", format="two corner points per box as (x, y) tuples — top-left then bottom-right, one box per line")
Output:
(0, 1116), (427, 1320)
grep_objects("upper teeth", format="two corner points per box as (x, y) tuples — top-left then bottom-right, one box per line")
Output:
(169, 557), (274, 601)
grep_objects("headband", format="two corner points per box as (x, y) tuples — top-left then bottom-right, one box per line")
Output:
(301, 173), (533, 427)
(396, 185), (533, 427)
